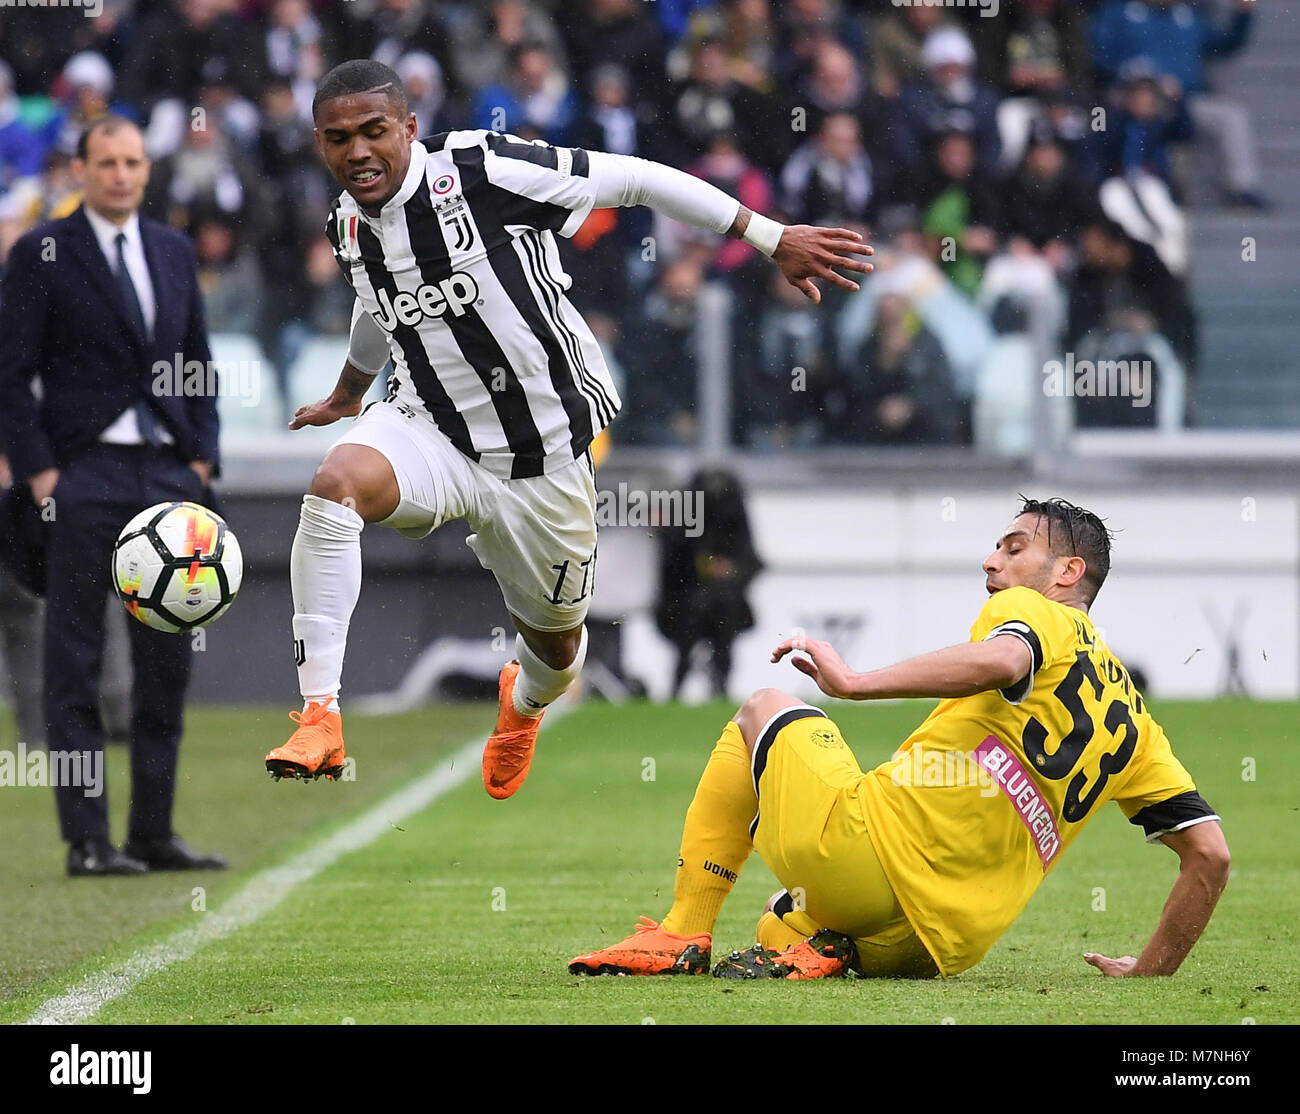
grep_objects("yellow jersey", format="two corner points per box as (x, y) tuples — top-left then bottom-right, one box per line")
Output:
(858, 586), (1219, 976)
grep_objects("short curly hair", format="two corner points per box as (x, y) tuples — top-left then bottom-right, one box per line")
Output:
(312, 59), (408, 122)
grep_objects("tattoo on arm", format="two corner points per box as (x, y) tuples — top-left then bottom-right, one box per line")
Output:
(726, 205), (752, 240)
(334, 361), (377, 404)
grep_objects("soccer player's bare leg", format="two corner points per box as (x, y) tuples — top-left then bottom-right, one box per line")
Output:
(308, 444), (401, 522)
(482, 616), (588, 800)
(266, 445), (398, 780)
(730, 687), (809, 755)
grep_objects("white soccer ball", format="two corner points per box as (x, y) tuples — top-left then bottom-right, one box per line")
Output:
(112, 501), (243, 633)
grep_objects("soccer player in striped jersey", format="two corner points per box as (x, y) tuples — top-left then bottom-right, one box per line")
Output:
(265, 59), (875, 794)
(570, 498), (1230, 979)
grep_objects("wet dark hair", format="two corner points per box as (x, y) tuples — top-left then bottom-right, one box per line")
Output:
(1017, 495), (1114, 603)
(312, 59), (408, 122)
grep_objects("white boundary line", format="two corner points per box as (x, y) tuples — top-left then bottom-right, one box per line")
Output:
(27, 734), (492, 1024)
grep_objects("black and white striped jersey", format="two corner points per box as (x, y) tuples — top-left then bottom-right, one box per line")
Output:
(325, 131), (622, 480)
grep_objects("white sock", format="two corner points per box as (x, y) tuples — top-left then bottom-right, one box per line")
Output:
(513, 628), (587, 717)
(291, 493), (364, 710)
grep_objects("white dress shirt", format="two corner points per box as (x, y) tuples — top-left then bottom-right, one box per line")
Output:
(83, 204), (172, 445)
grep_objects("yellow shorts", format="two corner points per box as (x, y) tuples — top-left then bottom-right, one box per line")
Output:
(750, 706), (938, 979)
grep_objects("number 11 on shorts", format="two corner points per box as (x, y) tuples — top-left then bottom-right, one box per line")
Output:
(548, 549), (596, 606)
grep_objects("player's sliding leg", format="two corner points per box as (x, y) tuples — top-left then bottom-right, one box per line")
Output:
(482, 620), (586, 800)
(703, 690), (865, 981)
(571, 692), (806, 976)
(721, 690), (897, 980)
(266, 445), (399, 781)
(569, 717), (754, 974)
(721, 697), (933, 980)
(659, 718), (758, 939)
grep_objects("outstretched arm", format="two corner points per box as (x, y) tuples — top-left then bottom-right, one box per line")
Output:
(1085, 820), (1230, 977)
(587, 151), (874, 303)
(727, 204), (873, 303)
(770, 633), (1031, 701)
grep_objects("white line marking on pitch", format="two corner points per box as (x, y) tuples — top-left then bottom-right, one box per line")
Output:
(28, 732), (495, 1025)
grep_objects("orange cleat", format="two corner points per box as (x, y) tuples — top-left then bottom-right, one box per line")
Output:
(482, 661), (544, 800)
(712, 929), (857, 980)
(569, 917), (712, 976)
(265, 701), (347, 781)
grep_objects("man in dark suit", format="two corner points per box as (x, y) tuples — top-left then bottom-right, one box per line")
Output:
(0, 115), (227, 876)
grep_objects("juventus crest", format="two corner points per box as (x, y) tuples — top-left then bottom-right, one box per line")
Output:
(432, 171), (476, 254)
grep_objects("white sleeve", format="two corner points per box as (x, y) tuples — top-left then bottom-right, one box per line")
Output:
(586, 150), (741, 236)
(347, 299), (391, 375)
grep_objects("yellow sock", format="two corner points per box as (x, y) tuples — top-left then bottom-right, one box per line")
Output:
(662, 721), (755, 938)
(756, 911), (805, 952)
(755, 908), (823, 952)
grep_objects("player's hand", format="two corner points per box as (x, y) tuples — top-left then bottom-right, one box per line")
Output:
(771, 634), (859, 699)
(1083, 952), (1138, 976)
(773, 226), (874, 304)
(189, 460), (212, 487)
(28, 467), (59, 506)
(289, 396), (363, 430)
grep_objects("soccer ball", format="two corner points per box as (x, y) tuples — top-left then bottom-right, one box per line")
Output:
(112, 501), (243, 633)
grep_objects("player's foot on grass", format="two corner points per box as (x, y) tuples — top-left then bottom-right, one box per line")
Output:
(482, 660), (544, 799)
(713, 929), (856, 980)
(568, 916), (712, 976)
(265, 701), (346, 781)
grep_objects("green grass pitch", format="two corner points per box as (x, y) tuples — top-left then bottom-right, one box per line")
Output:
(0, 698), (1296, 1024)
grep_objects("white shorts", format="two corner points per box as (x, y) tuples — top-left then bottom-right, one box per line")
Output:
(328, 401), (598, 632)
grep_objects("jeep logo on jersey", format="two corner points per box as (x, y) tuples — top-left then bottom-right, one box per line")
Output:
(372, 275), (480, 328)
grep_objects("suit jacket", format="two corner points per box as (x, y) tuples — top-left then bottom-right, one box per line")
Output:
(0, 204), (220, 483)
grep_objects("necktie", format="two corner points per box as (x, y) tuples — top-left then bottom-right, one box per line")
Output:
(114, 231), (164, 447)
(133, 399), (166, 448)
(114, 231), (149, 342)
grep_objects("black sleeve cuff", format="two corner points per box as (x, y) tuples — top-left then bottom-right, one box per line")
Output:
(984, 621), (1043, 705)
(1129, 790), (1220, 842)
(988, 620), (1044, 672)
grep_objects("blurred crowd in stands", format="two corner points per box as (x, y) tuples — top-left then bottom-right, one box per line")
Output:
(0, 0), (1266, 448)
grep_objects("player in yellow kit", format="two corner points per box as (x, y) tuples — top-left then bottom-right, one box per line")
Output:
(569, 497), (1230, 979)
